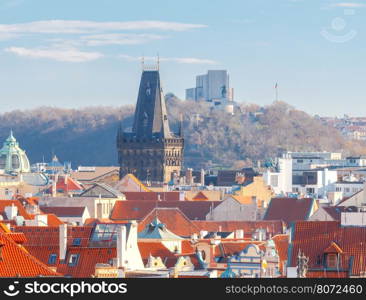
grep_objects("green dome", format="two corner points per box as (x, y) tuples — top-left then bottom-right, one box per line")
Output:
(0, 131), (30, 174)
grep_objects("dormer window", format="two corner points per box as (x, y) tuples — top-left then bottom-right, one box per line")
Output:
(327, 254), (338, 268)
(323, 242), (343, 269)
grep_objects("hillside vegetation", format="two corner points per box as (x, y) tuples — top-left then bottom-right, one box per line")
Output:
(0, 97), (364, 169)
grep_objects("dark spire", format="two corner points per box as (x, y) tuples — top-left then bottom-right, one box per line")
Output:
(178, 113), (183, 137)
(116, 121), (123, 147)
(132, 67), (171, 139)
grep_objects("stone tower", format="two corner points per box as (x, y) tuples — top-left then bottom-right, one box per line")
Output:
(117, 65), (184, 183)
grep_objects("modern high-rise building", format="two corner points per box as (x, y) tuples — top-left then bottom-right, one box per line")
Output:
(116, 65), (184, 183)
(185, 70), (234, 103)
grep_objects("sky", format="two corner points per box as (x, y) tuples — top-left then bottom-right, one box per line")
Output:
(0, 0), (365, 116)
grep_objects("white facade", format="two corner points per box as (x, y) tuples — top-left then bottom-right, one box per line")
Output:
(263, 157), (292, 195)
(186, 70), (233, 103)
(292, 168), (337, 197)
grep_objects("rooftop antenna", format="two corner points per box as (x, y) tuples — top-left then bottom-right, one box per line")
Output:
(275, 82), (279, 101)
(157, 53), (160, 71)
(141, 55), (145, 71)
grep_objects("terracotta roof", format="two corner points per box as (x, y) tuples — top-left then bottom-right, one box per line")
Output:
(264, 198), (315, 223)
(192, 191), (209, 201)
(0, 229), (61, 277)
(324, 241), (344, 254)
(138, 208), (200, 237)
(306, 271), (348, 278)
(111, 200), (220, 221)
(192, 220), (286, 237)
(289, 221), (366, 277)
(57, 248), (116, 277)
(184, 190), (221, 201)
(46, 214), (64, 226)
(322, 206), (354, 221)
(55, 176), (83, 192)
(123, 192), (181, 201)
(40, 206), (87, 217)
(138, 241), (178, 268)
(0, 199), (33, 220)
(216, 241), (266, 257)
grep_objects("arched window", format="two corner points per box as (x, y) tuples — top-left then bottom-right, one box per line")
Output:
(12, 154), (20, 169)
(0, 155), (6, 169)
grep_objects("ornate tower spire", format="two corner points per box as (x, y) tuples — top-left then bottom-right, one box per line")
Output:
(132, 68), (171, 139)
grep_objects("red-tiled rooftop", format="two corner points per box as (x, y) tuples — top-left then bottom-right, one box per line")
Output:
(0, 229), (61, 277)
(123, 192), (181, 201)
(0, 200), (33, 220)
(264, 198), (315, 223)
(111, 200), (220, 221)
(138, 208), (200, 237)
(40, 206), (87, 217)
(289, 221), (366, 277)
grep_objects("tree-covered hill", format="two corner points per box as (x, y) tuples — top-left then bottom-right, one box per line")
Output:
(0, 97), (364, 169)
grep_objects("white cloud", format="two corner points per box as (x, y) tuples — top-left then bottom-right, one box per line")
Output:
(331, 2), (366, 8)
(119, 54), (218, 65)
(80, 33), (166, 46)
(5, 46), (103, 62)
(0, 20), (207, 34)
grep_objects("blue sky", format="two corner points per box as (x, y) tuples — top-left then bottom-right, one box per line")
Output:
(0, 0), (365, 116)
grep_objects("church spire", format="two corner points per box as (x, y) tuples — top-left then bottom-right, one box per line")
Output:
(132, 66), (171, 139)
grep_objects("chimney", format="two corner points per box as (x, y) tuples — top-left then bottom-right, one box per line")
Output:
(52, 174), (58, 197)
(59, 224), (67, 261)
(5, 204), (18, 220)
(200, 169), (205, 186)
(186, 168), (193, 185)
(117, 225), (127, 268)
(179, 191), (185, 201)
(235, 229), (244, 239)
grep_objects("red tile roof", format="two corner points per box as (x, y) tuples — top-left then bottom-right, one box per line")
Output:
(46, 214), (64, 226)
(58, 248), (116, 278)
(264, 198), (315, 223)
(0, 200), (33, 220)
(192, 192), (209, 201)
(111, 200), (220, 221)
(216, 241), (266, 257)
(324, 242), (344, 254)
(40, 206), (87, 217)
(138, 208), (200, 237)
(56, 176), (83, 192)
(0, 229), (61, 277)
(123, 192), (181, 201)
(289, 221), (366, 277)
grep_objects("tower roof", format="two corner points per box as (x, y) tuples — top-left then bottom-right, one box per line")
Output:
(132, 69), (171, 138)
(0, 131), (30, 174)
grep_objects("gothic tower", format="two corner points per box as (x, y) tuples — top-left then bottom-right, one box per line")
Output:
(117, 64), (184, 183)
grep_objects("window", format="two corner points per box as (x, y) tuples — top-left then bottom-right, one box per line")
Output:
(0, 155), (6, 169)
(306, 187), (315, 194)
(72, 238), (81, 246)
(48, 254), (57, 264)
(270, 175), (279, 187)
(327, 254), (338, 268)
(11, 154), (20, 169)
(68, 254), (80, 266)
